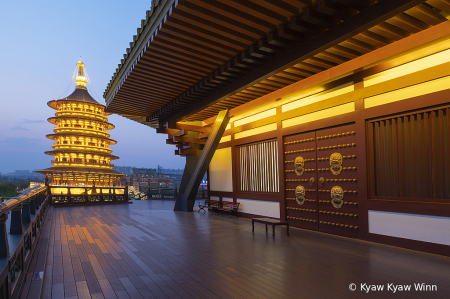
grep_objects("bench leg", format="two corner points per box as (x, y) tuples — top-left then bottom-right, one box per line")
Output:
(252, 221), (254, 232)
(272, 225), (275, 237)
(265, 224), (267, 232)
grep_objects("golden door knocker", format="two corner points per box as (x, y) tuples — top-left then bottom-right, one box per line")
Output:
(294, 156), (305, 176)
(330, 152), (343, 175)
(319, 177), (325, 186)
(331, 186), (344, 209)
(295, 185), (306, 205)
(309, 177), (315, 186)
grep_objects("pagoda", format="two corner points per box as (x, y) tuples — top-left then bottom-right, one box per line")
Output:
(36, 59), (125, 187)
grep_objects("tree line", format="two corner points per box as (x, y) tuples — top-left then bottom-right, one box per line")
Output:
(0, 177), (33, 198)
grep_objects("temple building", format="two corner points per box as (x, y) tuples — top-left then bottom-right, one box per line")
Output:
(103, 0), (450, 257)
(36, 59), (125, 187)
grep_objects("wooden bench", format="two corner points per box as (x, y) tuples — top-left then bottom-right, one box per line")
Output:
(252, 218), (289, 237)
(215, 201), (240, 218)
(198, 199), (219, 212)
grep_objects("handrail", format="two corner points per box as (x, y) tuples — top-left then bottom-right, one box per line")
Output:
(51, 160), (114, 167)
(0, 186), (47, 217)
(49, 185), (125, 188)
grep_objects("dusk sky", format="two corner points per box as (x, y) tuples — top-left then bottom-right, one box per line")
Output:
(0, 1), (186, 173)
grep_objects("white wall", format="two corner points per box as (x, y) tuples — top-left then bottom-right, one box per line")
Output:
(368, 210), (450, 246)
(237, 199), (280, 218)
(209, 147), (233, 192)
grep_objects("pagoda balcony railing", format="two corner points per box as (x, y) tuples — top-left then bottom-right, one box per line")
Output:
(53, 128), (110, 138)
(55, 111), (107, 122)
(0, 186), (50, 299)
(49, 186), (129, 206)
(54, 142), (110, 148)
(58, 124), (107, 132)
(59, 141), (107, 147)
(58, 107), (103, 114)
(51, 160), (114, 167)
(52, 144), (113, 153)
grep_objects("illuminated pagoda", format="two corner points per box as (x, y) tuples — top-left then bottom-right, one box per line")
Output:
(36, 58), (125, 187)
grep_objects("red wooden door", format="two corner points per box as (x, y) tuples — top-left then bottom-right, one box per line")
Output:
(315, 123), (359, 238)
(284, 123), (360, 238)
(283, 131), (319, 231)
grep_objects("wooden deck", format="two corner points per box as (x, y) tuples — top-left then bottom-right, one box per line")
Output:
(39, 200), (450, 299)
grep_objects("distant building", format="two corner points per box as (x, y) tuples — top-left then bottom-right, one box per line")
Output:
(113, 166), (134, 176)
(119, 168), (175, 191)
(36, 59), (125, 186)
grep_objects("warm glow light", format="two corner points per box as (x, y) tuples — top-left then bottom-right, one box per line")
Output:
(76, 58), (87, 88)
(56, 111), (107, 121)
(51, 188), (68, 194)
(282, 83), (354, 113)
(76, 75), (87, 87)
(282, 102), (355, 128)
(364, 48), (450, 87)
(219, 135), (231, 143)
(234, 108), (277, 127)
(210, 147), (233, 192)
(364, 75), (450, 108)
(36, 58), (124, 187)
(235, 123), (277, 139)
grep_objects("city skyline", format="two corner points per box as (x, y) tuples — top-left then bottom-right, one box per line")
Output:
(0, 1), (186, 173)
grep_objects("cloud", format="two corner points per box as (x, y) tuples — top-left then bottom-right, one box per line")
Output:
(11, 125), (30, 131)
(0, 137), (42, 147)
(22, 119), (45, 124)
(10, 119), (46, 130)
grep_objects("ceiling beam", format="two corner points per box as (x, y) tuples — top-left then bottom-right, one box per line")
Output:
(149, 0), (425, 123)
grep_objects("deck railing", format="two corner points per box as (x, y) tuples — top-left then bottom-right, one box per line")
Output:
(50, 186), (129, 205)
(0, 185), (50, 299)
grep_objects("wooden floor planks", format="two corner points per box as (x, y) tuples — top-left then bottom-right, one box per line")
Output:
(39, 200), (450, 299)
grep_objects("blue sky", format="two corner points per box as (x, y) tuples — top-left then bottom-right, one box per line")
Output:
(0, 1), (185, 173)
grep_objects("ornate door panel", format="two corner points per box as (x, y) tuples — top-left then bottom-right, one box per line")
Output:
(283, 123), (360, 238)
(283, 131), (318, 231)
(315, 124), (359, 238)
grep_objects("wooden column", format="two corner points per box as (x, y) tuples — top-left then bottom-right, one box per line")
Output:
(174, 110), (230, 212)
(0, 214), (9, 258)
(10, 205), (23, 235)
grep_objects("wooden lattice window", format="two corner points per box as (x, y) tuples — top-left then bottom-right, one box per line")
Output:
(369, 106), (450, 200)
(237, 139), (279, 192)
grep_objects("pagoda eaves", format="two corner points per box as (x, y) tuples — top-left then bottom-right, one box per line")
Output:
(36, 59), (125, 186)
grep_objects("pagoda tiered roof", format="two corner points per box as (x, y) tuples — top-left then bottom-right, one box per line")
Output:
(36, 59), (125, 185)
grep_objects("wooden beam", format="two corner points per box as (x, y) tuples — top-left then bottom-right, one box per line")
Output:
(149, 0), (425, 123)
(174, 110), (230, 212)
(173, 136), (206, 144)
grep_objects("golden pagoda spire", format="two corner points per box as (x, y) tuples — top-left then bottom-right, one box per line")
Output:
(75, 57), (87, 89)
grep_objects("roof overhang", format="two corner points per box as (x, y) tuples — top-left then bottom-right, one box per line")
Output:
(104, 0), (449, 128)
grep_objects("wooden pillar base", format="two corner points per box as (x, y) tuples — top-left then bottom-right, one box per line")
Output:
(174, 154), (200, 212)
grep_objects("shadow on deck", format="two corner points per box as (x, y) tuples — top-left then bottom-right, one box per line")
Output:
(24, 200), (450, 299)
